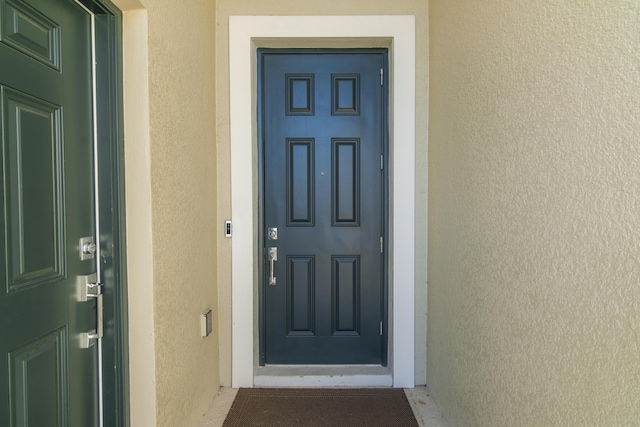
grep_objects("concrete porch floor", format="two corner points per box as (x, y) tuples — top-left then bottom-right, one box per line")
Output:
(198, 386), (449, 427)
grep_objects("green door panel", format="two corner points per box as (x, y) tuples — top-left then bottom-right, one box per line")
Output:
(261, 50), (388, 365)
(0, 0), (98, 425)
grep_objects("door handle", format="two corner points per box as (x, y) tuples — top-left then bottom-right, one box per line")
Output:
(78, 273), (104, 348)
(268, 247), (278, 286)
(80, 293), (103, 349)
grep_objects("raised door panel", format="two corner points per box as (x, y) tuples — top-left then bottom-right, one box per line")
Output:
(286, 74), (314, 116)
(286, 139), (315, 226)
(8, 328), (68, 426)
(287, 256), (315, 335)
(332, 256), (360, 335)
(332, 139), (360, 226)
(0, 0), (61, 69)
(332, 74), (360, 116)
(2, 87), (66, 293)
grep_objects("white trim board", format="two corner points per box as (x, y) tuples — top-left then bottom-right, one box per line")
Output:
(229, 15), (416, 388)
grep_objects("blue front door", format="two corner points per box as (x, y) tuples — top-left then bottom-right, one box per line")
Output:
(260, 50), (388, 365)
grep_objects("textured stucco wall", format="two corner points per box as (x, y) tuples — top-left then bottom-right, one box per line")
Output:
(215, 0), (429, 387)
(428, 1), (640, 425)
(126, 1), (220, 426)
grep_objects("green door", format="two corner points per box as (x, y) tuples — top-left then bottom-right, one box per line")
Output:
(260, 50), (388, 365)
(0, 0), (99, 425)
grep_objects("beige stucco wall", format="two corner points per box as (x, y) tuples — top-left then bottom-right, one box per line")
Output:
(428, 1), (640, 425)
(117, 0), (220, 426)
(215, 0), (429, 387)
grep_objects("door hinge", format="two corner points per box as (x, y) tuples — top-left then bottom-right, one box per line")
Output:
(380, 155), (384, 170)
(380, 68), (384, 86)
(380, 320), (383, 336)
(380, 236), (383, 253)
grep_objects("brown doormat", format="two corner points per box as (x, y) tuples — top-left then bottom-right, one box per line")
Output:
(223, 388), (419, 426)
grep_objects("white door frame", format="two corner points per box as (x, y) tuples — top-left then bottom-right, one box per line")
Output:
(229, 15), (416, 388)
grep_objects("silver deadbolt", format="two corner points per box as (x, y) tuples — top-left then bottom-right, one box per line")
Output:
(79, 237), (96, 260)
(268, 227), (278, 240)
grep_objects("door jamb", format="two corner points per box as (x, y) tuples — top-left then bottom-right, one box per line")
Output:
(80, 1), (130, 425)
(230, 16), (416, 388)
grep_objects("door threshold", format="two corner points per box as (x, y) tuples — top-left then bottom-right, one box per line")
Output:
(254, 365), (393, 387)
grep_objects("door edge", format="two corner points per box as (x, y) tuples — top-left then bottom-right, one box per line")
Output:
(89, 1), (130, 425)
